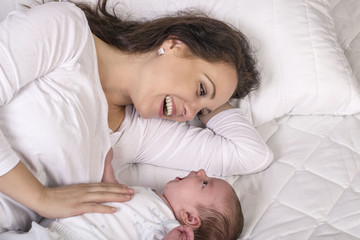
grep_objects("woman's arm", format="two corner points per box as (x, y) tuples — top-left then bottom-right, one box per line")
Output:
(114, 104), (273, 176)
(0, 3), (133, 220)
(0, 161), (133, 219)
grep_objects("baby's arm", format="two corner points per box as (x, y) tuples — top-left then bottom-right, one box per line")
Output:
(163, 225), (194, 240)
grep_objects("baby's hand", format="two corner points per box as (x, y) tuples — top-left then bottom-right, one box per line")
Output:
(163, 225), (194, 240)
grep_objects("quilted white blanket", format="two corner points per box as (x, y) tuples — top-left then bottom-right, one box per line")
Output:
(1, 0), (359, 239)
(236, 114), (360, 239)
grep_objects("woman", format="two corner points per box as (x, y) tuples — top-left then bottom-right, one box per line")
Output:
(0, 0), (272, 232)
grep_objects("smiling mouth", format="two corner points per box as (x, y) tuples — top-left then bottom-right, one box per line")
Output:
(163, 95), (173, 116)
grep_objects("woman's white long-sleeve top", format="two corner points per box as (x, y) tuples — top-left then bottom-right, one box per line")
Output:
(0, 2), (111, 184)
(111, 105), (273, 176)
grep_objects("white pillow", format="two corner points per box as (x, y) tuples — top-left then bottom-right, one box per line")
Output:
(236, 0), (360, 126)
(16, 0), (360, 126)
(331, 0), (360, 86)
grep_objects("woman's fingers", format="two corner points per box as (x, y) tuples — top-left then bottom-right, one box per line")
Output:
(84, 182), (132, 193)
(72, 202), (118, 215)
(77, 182), (129, 189)
(38, 182), (134, 218)
(77, 183), (135, 202)
(63, 183), (135, 202)
(84, 189), (134, 203)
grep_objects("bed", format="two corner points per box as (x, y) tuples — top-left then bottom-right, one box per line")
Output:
(1, 0), (360, 239)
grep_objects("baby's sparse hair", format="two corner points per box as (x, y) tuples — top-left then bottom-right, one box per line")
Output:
(194, 186), (243, 240)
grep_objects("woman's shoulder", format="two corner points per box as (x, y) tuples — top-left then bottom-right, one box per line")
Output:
(25, 2), (92, 52)
(31, 2), (82, 13)
(8, 2), (87, 28)
(30, 2), (86, 21)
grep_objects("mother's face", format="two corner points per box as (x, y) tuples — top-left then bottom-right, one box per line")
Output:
(132, 40), (237, 122)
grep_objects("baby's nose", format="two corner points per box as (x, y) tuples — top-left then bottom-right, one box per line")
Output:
(196, 169), (206, 177)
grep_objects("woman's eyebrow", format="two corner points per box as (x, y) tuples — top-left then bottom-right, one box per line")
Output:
(205, 73), (216, 99)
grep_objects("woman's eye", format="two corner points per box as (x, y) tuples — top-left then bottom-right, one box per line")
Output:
(202, 181), (208, 188)
(200, 83), (206, 96)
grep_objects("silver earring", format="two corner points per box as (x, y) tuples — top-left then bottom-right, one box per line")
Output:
(158, 48), (165, 56)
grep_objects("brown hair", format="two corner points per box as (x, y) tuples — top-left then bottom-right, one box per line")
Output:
(75, 0), (260, 99)
(194, 188), (243, 240)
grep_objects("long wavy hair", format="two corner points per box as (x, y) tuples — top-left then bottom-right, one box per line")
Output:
(75, 0), (260, 99)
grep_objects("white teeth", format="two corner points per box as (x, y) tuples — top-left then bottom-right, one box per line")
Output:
(165, 95), (173, 116)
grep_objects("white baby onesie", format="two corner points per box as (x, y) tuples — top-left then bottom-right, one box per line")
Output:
(0, 186), (179, 240)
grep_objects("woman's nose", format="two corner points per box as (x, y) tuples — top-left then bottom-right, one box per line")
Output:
(183, 104), (199, 121)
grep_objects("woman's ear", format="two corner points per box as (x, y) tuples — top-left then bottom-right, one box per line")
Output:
(161, 38), (192, 57)
(180, 210), (201, 229)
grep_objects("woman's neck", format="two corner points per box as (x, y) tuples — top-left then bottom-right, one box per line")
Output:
(93, 34), (136, 107)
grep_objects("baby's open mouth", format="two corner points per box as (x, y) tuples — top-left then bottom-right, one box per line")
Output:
(175, 177), (184, 181)
(163, 95), (173, 116)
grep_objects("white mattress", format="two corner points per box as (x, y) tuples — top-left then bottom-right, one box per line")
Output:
(1, 0), (360, 239)
(235, 114), (360, 239)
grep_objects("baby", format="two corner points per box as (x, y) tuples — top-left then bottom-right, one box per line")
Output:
(1, 170), (243, 240)
(162, 169), (243, 240)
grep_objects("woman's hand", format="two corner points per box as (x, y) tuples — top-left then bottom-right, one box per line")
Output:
(36, 182), (134, 219)
(0, 161), (134, 220)
(197, 102), (234, 125)
(40, 147), (133, 218)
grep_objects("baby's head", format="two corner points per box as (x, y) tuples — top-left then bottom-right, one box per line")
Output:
(163, 169), (243, 240)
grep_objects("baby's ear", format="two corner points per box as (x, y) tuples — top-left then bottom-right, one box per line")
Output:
(180, 210), (201, 229)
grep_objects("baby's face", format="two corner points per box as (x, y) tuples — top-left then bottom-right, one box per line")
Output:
(163, 169), (231, 219)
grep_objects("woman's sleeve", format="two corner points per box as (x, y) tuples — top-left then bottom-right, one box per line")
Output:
(0, 2), (87, 175)
(131, 108), (274, 176)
